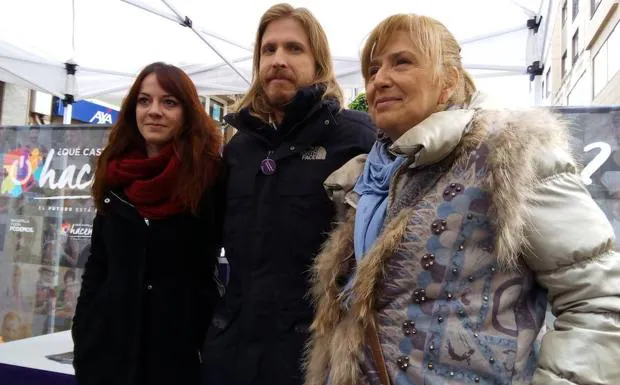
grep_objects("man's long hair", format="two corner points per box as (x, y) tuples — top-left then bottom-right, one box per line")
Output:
(235, 3), (343, 121)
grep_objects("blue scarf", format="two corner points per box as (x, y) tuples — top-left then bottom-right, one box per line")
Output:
(353, 141), (406, 262)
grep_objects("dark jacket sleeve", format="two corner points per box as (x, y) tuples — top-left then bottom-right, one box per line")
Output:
(338, 109), (376, 154)
(72, 213), (108, 368)
(195, 161), (227, 348)
(211, 161), (227, 252)
(356, 113), (377, 153)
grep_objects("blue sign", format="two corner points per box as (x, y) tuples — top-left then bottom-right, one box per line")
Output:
(54, 98), (119, 124)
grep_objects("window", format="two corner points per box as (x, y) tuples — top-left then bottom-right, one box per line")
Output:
(593, 45), (608, 96)
(561, 51), (568, 78)
(591, 0), (602, 16)
(573, 0), (579, 21)
(209, 100), (224, 123)
(592, 22), (620, 97)
(545, 70), (551, 98)
(562, 1), (568, 27)
(568, 73), (591, 105)
(572, 29), (580, 64)
(609, 22), (620, 78)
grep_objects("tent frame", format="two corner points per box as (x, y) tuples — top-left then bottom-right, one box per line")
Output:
(1, 0), (551, 115)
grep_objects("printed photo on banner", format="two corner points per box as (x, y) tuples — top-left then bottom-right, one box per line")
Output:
(4, 216), (44, 265)
(0, 124), (109, 343)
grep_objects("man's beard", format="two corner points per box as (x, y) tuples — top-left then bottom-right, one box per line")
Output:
(262, 69), (297, 109)
(266, 92), (293, 109)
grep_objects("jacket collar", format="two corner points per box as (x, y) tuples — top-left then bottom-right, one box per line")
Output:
(323, 92), (493, 207)
(224, 84), (337, 135)
(389, 91), (491, 169)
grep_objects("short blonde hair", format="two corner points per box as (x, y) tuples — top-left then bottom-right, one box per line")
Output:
(361, 14), (476, 106)
(1, 311), (31, 342)
(235, 3), (343, 121)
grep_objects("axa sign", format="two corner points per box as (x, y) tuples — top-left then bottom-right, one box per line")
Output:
(89, 111), (113, 124)
(54, 98), (119, 124)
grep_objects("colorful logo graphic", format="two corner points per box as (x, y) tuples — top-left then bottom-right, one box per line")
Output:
(1, 147), (44, 197)
(61, 222), (72, 235)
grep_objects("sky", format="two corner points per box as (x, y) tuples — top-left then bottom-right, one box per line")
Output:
(0, 0), (547, 107)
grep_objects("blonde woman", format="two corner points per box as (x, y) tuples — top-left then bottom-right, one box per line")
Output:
(306, 14), (620, 385)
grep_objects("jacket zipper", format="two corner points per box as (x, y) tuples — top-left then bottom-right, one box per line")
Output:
(110, 191), (134, 207)
(109, 191), (150, 226)
(109, 190), (150, 383)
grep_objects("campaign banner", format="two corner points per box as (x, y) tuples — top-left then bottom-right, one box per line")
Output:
(1, 107), (620, 344)
(556, 106), (620, 246)
(0, 125), (109, 343)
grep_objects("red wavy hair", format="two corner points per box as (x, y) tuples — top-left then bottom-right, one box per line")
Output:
(92, 62), (222, 216)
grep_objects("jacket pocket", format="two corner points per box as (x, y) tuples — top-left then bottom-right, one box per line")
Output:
(205, 302), (240, 344)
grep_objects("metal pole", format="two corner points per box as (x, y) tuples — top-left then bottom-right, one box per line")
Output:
(159, 0), (250, 84)
(508, 0), (537, 17)
(459, 25), (527, 45)
(63, 62), (78, 124)
(121, 0), (251, 51)
(463, 64), (526, 72)
(62, 104), (73, 124)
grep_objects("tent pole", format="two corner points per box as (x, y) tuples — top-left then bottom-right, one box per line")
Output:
(509, 0), (537, 17)
(121, 0), (251, 52)
(62, 103), (73, 124)
(538, 0), (553, 62)
(159, 0), (250, 84)
(63, 62), (77, 124)
(459, 25), (527, 45)
(524, 13), (545, 106)
(466, 64), (525, 72)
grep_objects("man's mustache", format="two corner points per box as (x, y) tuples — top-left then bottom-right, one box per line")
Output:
(266, 69), (294, 82)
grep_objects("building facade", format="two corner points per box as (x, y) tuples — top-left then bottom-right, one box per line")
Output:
(541, 0), (619, 106)
(0, 82), (238, 140)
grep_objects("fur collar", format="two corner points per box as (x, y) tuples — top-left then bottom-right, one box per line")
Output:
(481, 108), (574, 270)
(323, 106), (574, 270)
(306, 106), (574, 384)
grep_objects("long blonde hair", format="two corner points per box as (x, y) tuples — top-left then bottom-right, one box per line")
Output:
(361, 14), (476, 106)
(235, 3), (343, 121)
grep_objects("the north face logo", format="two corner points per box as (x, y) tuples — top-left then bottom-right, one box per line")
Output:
(301, 146), (327, 160)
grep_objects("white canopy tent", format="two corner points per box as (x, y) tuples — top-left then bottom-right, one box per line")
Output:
(0, 0), (550, 121)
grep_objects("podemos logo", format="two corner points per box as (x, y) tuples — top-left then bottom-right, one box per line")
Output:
(8, 218), (35, 233)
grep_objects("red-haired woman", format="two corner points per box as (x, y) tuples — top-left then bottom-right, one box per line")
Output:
(72, 62), (224, 385)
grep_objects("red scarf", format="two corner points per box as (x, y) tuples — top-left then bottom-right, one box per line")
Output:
(105, 143), (186, 219)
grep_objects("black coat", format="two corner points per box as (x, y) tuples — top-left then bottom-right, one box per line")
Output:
(72, 187), (222, 385)
(201, 86), (376, 385)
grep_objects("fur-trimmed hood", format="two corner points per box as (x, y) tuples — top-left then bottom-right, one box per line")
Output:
(307, 99), (620, 385)
(323, 100), (575, 270)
